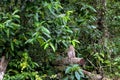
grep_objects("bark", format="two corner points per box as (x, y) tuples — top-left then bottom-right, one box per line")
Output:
(83, 69), (115, 80)
(53, 57), (85, 66)
(0, 56), (8, 80)
(83, 70), (103, 80)
(97, 0), (106, 31)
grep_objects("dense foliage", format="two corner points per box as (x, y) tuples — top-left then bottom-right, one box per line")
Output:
(0, 0), (120, 80)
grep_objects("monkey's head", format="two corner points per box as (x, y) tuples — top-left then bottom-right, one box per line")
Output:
(69, 45), (74, 50)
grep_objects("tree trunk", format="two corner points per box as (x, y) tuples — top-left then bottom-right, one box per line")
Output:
(0, 56), (8, 80)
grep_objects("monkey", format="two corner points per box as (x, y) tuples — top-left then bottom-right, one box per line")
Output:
(67, 45), (76, 58)
(67, 45), (76, 63)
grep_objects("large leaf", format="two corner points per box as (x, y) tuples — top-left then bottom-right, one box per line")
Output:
(78, 69), (84, 77)
(75, 71), (81, 80)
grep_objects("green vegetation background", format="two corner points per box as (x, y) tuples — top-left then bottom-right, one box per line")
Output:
(0, 0), (120, 80)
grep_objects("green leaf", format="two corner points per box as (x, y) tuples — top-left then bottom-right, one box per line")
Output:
(57, 14), (65, 18)
(71, 41), (75, 47)
(37, 37), (45, 45)
(11, 23), (20, 29)
(87, 5), (97, 12)
(78, 69), (84, 77)
(25, 39), (34, 44)
(63, 77), (69, 80)
(72, 39), (80, 43)
(100, 53), (104, 58)
(6, 29), (10, 38)
(75, 71), (81, 80)
(0, 23), (4, 28)
(11, 42), (14, 51)
(43, 32), (51, 38)
(48, 5), (57, 16)
(4, 20), (11, 26)
(65, 66), (71, 74)
(34, 13), (39, 21)
(104, 60), (110, 64)
(44, 43), (49, 49)
(70, 75), (75, 80)
(66, 29), (73, 33)
(12, 10), (19, 15)
(66, 11), (73, 16)
(41, 26), (50, 34)
(49, 43), (55, 52)
(13, 15), (20, 18)
(72, 64), (79, 71)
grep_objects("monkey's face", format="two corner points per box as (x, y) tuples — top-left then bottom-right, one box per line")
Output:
(69, 45), (74, 50)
